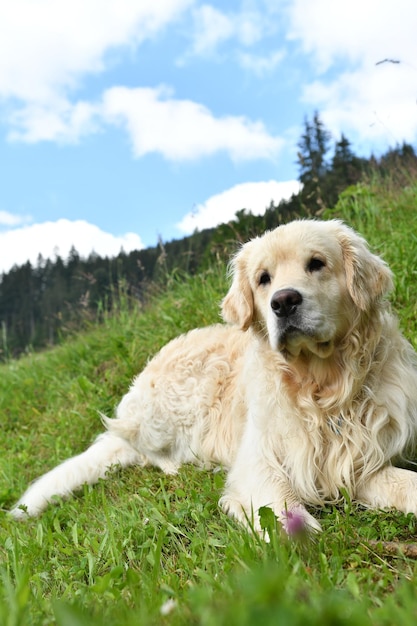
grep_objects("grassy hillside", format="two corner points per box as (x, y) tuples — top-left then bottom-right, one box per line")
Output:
(1, 176), (417, 625)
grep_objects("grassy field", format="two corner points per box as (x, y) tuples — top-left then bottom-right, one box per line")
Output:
(1, 176), (417, 625)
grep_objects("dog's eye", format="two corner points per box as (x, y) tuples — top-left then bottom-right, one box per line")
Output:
(258, 271), (271, 286)
(307, 257), (326, 273)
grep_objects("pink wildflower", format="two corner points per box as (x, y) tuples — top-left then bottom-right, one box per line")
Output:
(281, 506), (307, 537)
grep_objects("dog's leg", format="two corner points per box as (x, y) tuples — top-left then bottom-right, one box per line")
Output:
(219, 424), (322, 534)
(355, 465), (417, 516)
(10, 432), (141, 519)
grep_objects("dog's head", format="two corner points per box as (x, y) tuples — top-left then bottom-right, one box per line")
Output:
(221, 219), (393, 359)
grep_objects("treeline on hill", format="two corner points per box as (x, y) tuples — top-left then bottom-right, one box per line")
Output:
(1, 113), (417, 360)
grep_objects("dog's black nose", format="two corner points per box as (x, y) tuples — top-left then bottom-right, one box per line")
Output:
(271, 289), (303, 318)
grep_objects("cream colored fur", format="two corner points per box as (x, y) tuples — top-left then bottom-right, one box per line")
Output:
(11, 219), (417, 533)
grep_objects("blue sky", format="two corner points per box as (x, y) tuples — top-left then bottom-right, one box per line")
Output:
(1, 0), (417, 273)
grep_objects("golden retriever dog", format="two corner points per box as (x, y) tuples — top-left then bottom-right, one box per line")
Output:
(11, 219), (417, 533)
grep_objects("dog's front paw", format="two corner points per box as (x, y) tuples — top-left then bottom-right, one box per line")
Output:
(219, 494), (250, 522)
(219, 495), (265, 534)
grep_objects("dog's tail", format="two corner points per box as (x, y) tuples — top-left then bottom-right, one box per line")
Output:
(10, 432), (141, 519)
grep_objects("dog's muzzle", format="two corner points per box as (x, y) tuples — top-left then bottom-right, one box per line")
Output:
(271, 288), (306, 349)
(270, 288), (334, 359)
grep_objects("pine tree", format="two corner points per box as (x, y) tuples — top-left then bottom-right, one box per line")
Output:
(297, 112), (331, 214)
(324, 134), (366, 206)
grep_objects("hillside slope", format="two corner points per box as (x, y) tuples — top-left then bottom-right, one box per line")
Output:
(1, 176), (417, 625)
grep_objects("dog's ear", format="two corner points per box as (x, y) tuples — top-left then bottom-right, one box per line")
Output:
(221, 245), (254, 330)
(336, 222), (393, 311)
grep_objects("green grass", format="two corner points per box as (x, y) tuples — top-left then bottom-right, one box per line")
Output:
(2, 177), (417, 625)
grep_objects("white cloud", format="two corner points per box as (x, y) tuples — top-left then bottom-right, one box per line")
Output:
(303, 63), (417, 145)
(287, 0), (417, 146)
(238, 49), (286, 76)
(9, 85), (284, 159)
(8, 98), (99, 144)
(0, 1), (283, 159)
(0, 219), (144, 274)
(7, 82), (284, 161)
(188, 5), (234, 56)
(0, 210), (32, 228)
(101, 85), (284, 161)
(287, 0), (417, 70)
(176, 180), (301, 234)
(0, 0), (193, 102)
(186, 4), (266, 57)
(0, 0), (193, 141)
